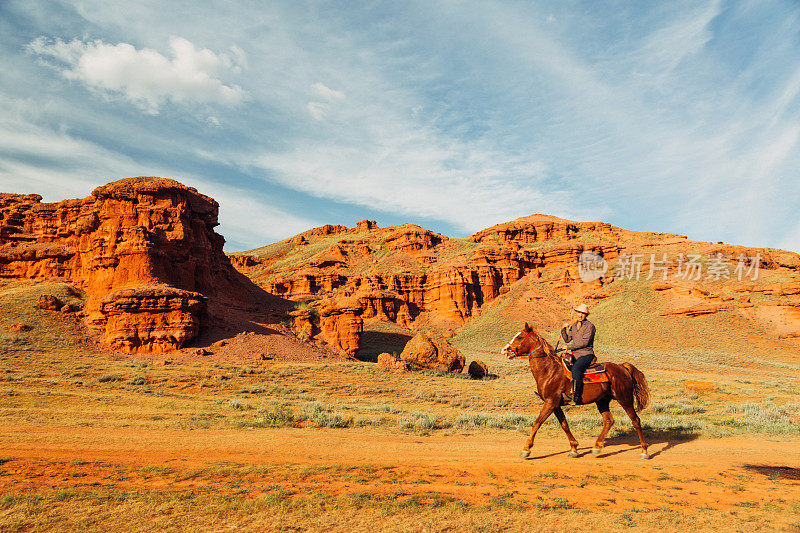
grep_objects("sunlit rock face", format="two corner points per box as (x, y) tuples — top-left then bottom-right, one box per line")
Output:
(0, 177), (262, 353)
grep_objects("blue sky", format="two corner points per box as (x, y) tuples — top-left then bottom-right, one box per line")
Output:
(1, 1), (799, 252)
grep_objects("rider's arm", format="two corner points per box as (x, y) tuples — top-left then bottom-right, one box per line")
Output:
(560, 326), (571, 344)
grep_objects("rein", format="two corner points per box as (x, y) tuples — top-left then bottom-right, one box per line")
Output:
(512, 331), (548, 359)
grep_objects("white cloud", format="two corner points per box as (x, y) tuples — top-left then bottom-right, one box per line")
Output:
(0, 114), (141, 200)
(249, 116), (581, 233)
(28, 36), (248, 114)
(306, 82), (345, 120)
(306, 101), (329, 120)
(310, 82), (344, 101)
(192, 183), (322, 251)
(639, 1), (721, 74)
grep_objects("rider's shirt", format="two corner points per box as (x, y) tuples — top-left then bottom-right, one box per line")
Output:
(560, 319), (595, 359)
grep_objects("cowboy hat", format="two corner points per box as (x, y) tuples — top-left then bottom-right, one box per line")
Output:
(573, 303), (590, 315)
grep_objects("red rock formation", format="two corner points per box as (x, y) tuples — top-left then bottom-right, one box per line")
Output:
(377, 352), (409, 373)
(289, 308), (317, 339)
(316, 298), (363, 357)
(100, 285), (206, 353)
(400, 333), (465, 373)
(230, 208), (800, 357)
(468, 360), (488, 379)
(36, 295), (62, 310)
(303, 224), (349, 237)
(286, 299), (363, 357)
(384, 225), (444, 253)
(356, 220), (378, 232)
(0, 177), (272, 353)
(356, 290), (410, 322)
(228, 254), (261, 270)
(471, 214), (586, 245)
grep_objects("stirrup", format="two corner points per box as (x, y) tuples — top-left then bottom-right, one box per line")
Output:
(561, 392), (574, 405)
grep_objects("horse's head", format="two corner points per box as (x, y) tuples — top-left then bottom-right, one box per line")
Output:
(501, 322), (540, 359)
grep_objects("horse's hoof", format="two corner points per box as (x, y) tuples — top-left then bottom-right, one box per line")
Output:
(640, 453), (650, 460)
(568, 451), (579, 458)
(591, 448), (601, 456)
(520, 450), (531, 459)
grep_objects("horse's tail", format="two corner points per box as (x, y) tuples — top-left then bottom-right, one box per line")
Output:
(622, 362), (649, 412)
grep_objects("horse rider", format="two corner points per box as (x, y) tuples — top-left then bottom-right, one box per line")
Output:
(561, 303), (595, 404)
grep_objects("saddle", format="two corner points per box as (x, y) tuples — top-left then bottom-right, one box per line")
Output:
(562, 356), (610, 384)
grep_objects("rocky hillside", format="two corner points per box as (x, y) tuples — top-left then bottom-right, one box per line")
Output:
(5, 176), (796, 362)
(231, 215), (800, 359)
(0, 177), (307, 357)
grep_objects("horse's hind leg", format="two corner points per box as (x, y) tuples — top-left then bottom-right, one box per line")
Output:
(553, 407), (579, 457)
(592, 397), (613, 455)
(521, 400), (557, 459)
(620, 402), (648, 459)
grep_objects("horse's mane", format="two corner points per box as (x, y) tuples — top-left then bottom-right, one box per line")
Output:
(530, 327), (560, 362)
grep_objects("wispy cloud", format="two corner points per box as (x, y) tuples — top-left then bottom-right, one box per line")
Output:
(0, 97), (318, 250)
(306, 82), (345, 120)
(27, 36), (247, 114)
(2, 0), (799, 253)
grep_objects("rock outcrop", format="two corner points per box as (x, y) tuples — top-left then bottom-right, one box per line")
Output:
(99, 285), (206, 353)
(468, 360), (489, 379)
(317, 298), (363, 357)
(287, 298), (363, 358)
(36, 295), (62, 311)
(231, 210), (800, 358)
(377, 352), (409, 373)
(0, 177), (275, 353)
(399, 333), (465, 373)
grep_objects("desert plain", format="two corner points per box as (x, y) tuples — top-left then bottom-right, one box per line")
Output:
(0, 178), (798, 532)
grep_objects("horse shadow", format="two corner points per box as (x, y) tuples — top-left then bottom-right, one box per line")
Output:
(741, 464), (800, 480)
(524, 426), (700, 460)
(601, 426), (700, 458)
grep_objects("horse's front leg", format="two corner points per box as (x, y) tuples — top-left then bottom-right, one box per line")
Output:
(553, 407), (579, 457)
(521, 400), (557, 458)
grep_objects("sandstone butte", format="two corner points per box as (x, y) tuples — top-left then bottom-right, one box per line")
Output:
(0, 177), (296, 354)
(230, 214), (800, 357)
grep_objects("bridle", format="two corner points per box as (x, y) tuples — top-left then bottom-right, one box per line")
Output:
(506, 330), (548, 359)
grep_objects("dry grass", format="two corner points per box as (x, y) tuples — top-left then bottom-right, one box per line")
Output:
(2, 279), (800, 531)
(2, 463), (799, 532)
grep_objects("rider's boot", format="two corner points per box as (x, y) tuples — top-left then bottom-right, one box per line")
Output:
(573, 378), (584, 405)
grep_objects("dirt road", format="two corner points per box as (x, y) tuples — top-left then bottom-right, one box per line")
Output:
(2, 424), (798, 515)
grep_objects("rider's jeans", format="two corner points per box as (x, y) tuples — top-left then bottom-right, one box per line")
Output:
(571, 354), (595, 381)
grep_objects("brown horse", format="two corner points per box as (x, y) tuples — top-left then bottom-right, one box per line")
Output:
(502, 323), (650, 459)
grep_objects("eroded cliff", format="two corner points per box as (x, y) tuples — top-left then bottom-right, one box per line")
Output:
(0, 177), (274, 353)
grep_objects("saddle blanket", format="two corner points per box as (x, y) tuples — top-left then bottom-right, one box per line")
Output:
(561, 358), (610, 384)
